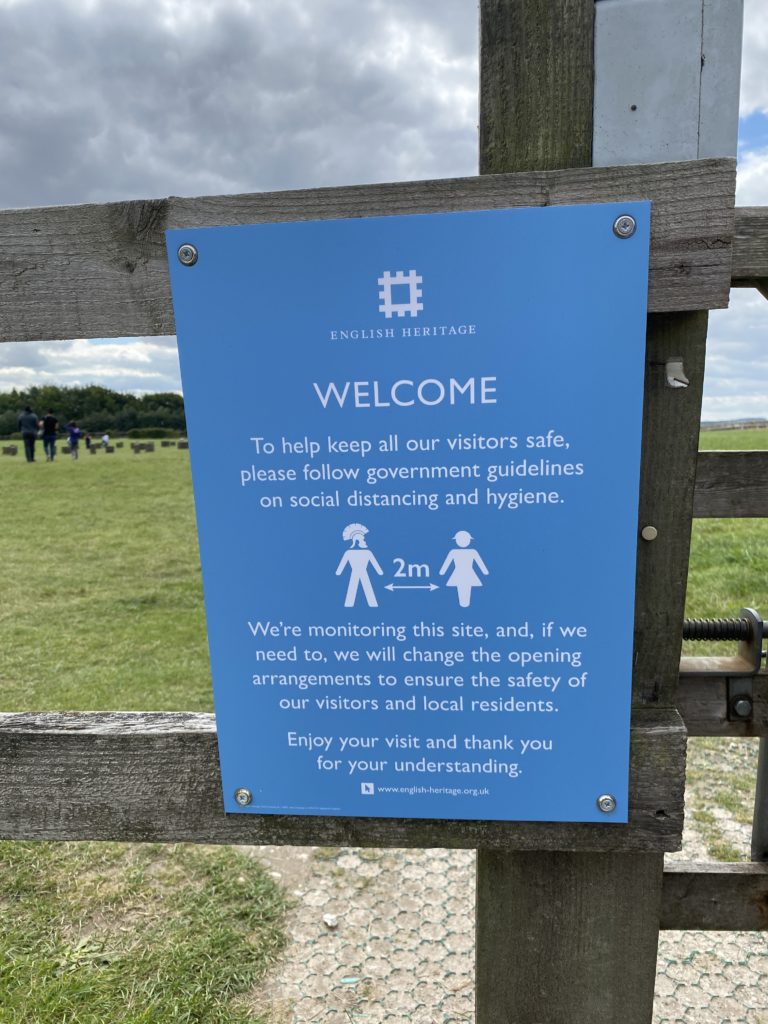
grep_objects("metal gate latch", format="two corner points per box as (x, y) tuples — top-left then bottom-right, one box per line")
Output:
(680, 607), (766, 721)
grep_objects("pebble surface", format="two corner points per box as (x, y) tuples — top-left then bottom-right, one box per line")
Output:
(245, 737), (768, 1023)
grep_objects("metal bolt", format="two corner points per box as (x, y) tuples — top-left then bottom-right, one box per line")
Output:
(732, 697), (753, 719)
(177, 243), (198, 266)
(613, 214), (637, 239)
(597, 793), (617, 813)
(234, 787), (253, 807)
(641, 525), (658, 542)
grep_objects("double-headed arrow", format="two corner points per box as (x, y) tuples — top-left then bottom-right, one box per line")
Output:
(384, 582), (439, 592)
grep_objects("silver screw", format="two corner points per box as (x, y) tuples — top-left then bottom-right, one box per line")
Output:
(177, 243), (198, 266)
(234, 787), (253, 807)
(732, 697), (753, 719)
(641, 525), (658, 542)
(613, 215), (637, 239)
(597, 793), (617, 813)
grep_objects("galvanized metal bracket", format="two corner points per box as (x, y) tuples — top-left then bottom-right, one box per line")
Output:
(664, 357), (689, 389)
(680, 607), (765, 723)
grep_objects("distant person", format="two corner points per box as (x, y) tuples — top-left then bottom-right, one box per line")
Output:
(84, 433), (92, 450)
(41, 409), (59, 462)
(18, 405), (38, 463)
(67, 422), (82, 459)
(101, 433), (110, 447)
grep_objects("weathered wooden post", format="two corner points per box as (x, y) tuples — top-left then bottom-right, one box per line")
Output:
(475, 2), (741, 1020)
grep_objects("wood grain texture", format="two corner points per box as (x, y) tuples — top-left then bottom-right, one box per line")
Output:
(677, 671), (768, 737)
(476, 850), (665, 1023)
(632, 312), (709, 707)
(479, 0), (594, 173)
(693, 450), (768, 517)
(661, 862), (768, 931)
(732, 206), (768, 281)
(476, 12), (694, 1020)
(0, 709), (685, 851)
(0, 159), (736, 345)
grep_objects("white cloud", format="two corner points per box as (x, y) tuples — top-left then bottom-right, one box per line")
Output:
(736, 145), (768, 205)
(0, 337), (181, 393)
(0, 0), (478, 208)
(704, 290), (768, 421)
(0, 0), (765, 420)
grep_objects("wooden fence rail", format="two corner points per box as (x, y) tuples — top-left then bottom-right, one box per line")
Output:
(694, 451), (768, 517)
(732, 206), (768, 298)
(0, 710), (764, 932)
(0, 158), (737, 344)
(677, 672), (768, 738)
(0, 710), (685, 852)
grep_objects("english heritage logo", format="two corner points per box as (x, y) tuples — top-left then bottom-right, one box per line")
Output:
(377, 269), (423, 318)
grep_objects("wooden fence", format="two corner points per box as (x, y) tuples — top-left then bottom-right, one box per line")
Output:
(1, 2), (767, 1021)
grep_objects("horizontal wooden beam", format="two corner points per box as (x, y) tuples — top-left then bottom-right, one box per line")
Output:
(694, 450), (768, 517)
(677, 670), (768, 737)
(0, 158), (735, 343)
(661, 861), (768, 930)
(0, 709), (684, 852)
(0, 708), (765, 926)
(733, 206), (768, 295)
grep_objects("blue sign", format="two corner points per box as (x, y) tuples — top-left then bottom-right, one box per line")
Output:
(166, 201), (650, 823)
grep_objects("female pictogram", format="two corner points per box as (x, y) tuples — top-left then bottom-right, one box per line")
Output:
(336, 523), (384, 608)
(439, 530), (489, 608)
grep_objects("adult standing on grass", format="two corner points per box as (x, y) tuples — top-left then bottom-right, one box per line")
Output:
(41, 409), (59, 462)
(17, 405), (38, 463)
(67, 421), (82, 459)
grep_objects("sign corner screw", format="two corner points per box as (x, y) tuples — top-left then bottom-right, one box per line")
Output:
(597, 793), (617, 813)
(641, 525), (658, 542)
(177, 243), (198, 266)
(234, 787), (252, 807)
(613, 214), (637, 239)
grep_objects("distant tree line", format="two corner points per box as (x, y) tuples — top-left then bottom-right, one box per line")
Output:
(0, 385), (186, 437)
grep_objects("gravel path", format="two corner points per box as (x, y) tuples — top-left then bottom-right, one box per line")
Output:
(245, 737), (768, 1023)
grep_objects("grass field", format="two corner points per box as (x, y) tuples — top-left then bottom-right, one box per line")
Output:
(1, 431), (764, 709)
(0, 442), (211, 712)
(0, 442), (283, 1024)
(0, 841), (287, 1024)
(0, 429), (765, 1020)
(686, 428), (768, 643)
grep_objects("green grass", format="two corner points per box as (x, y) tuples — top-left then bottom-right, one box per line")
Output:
(686, 737), (758, 828)
(0, 841), (287, 1024)
(0, 443), (286, 1024)
(0, 444), (211, 711)
(686, 428), (766, 860)
(684, 517), (767, 626)
(698, 426), (768, 450)
(1, 430), (763, 711)
(684, 428), (768, 652)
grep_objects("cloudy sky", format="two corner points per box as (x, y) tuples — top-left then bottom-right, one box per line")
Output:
(0, 0), (766, 421)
